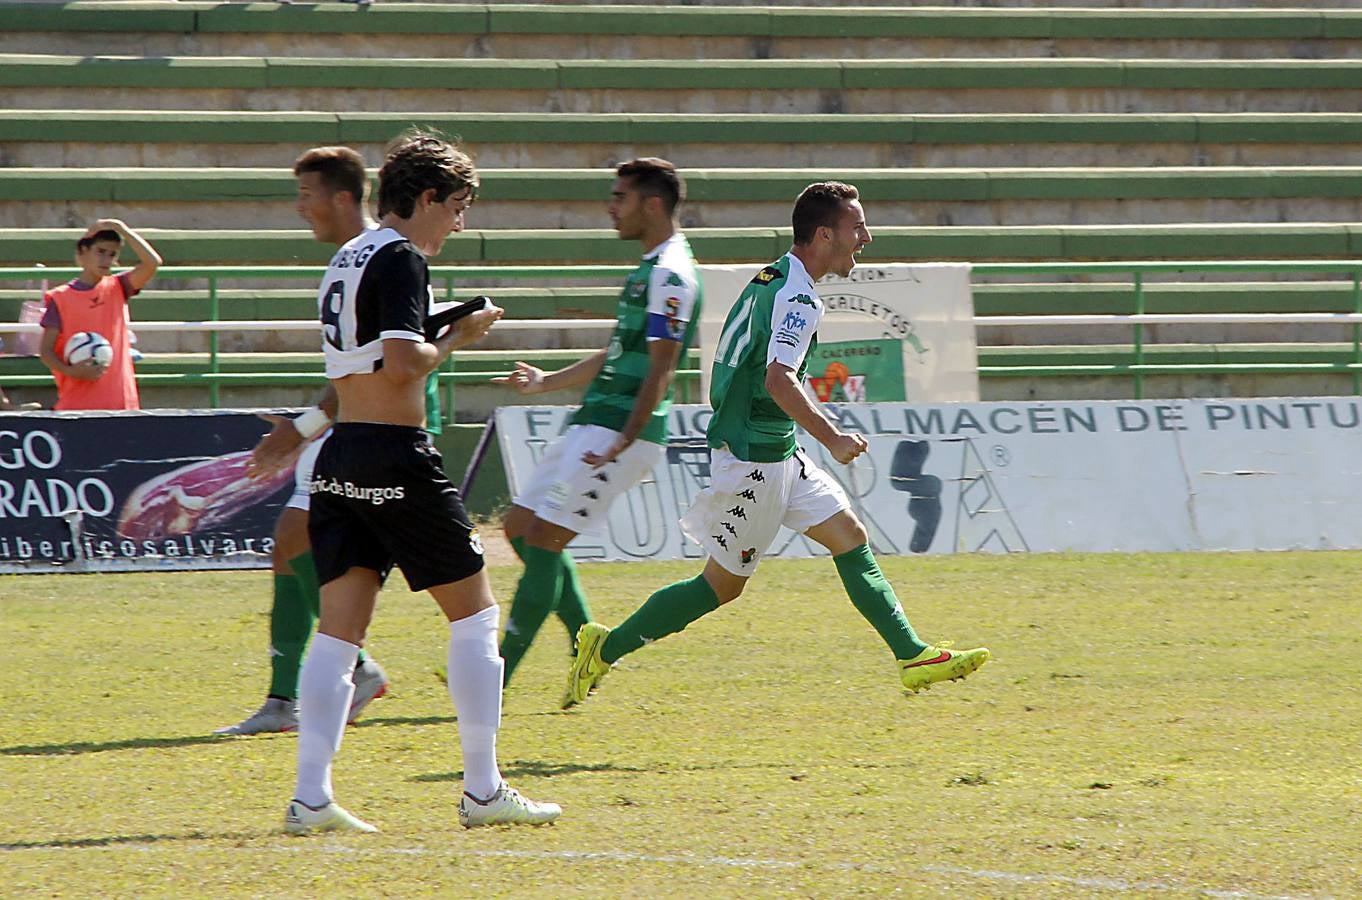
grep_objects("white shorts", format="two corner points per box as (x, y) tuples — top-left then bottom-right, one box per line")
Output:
(680, 446), (848, 577)
(513, 423), (664, 535)
(285, 430), (330, 512)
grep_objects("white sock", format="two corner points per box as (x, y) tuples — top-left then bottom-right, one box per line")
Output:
(294, 633), (358, 808)
(446, 605), (504, 801)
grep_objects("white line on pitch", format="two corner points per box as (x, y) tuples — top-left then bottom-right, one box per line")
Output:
(9, 842), (1320, 898)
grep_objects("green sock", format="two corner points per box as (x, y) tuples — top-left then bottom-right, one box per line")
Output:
(268, 564), (317, 699)
(500, 544), (563, 684)
(513, 535), (591, 650)
(554, 551), (591, 646)
(601, 574), (719, 664)
(833, 544), (928, 660)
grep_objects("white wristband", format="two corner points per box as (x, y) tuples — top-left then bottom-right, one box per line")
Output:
(292, 406), (332, 440)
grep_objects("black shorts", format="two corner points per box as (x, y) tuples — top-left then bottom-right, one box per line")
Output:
(308, 422), (485, 592)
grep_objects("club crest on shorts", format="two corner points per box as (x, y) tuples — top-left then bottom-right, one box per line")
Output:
(740, 547), (756, 566)
(468, 528), (485, 556)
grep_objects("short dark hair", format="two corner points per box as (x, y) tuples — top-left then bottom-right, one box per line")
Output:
(76, 229), (120, 252)
(616, 157), (684, 216)
(293, 146), (368, 203)
(791, 181), (859, 245)
(377, 129), (479, 219)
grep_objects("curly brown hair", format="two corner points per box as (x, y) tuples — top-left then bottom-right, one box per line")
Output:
(377, 129), (479, 219)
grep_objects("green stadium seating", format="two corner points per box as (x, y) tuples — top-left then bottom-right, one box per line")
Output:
(4, 0), (1361, 424)
(5, 54), (1362, 92)
(3, 166), (1360, 205)
(5, 110), (1360, 148)
(4, 2), (1361, 43)
(5, 225), (1361, 267)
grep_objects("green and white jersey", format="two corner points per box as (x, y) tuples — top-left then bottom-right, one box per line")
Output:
(570, 232), (702, 445)
(707, 253), (821, 463)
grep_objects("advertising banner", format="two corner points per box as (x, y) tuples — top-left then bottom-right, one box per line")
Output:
(497, 398), (1362, 562)
(698, 263), (978, 403)
(808, 339), (906, 403)
(0, 410), (292, 572)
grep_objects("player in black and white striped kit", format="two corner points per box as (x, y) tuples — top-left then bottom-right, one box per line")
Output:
(284, 131), (562, 834)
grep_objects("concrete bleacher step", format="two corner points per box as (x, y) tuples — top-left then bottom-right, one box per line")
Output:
(5, 109), (1359, 169)
(5, 53), (1362, 114)
(10, 279), (1357, 356)
(4, 341), (1353, 417)
(6, 224), (1362, 268)
(6, 3), (1361, 61)
(4, 166), (1361, 230)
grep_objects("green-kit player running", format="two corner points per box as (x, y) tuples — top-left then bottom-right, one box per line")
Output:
(493, 158), (702, 685)
(565, 181), (989, 708)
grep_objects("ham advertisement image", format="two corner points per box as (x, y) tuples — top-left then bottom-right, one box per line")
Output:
(0, 410), (293, 571)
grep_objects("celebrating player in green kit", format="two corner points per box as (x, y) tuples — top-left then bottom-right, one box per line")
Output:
(493, 158), (702, 685)
(564, 181), (990, 709)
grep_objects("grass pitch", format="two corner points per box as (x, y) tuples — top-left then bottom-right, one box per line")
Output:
(3, 551), (1360, 897)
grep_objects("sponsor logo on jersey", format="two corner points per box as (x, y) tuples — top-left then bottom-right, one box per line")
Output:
(752, 266), (781, 284)
(781, 311), (808, 331)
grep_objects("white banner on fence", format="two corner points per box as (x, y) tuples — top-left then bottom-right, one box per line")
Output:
(698, 262), (979, 403)
(496, 397), (1362, 562)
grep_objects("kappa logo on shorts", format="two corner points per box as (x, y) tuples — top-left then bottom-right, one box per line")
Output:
(727, 506), (748, 519)
(722, 522), (736, 536)
(746, 470), (765, 482)
(740, 547), (757, 566)
(593, 472), (610, 482)
(575, 508), (589, 517)
(713, 534), (729, 550)
(738, 488), (756, 501)
(469, 529), (485, 556)
(583, 489), (600, 500)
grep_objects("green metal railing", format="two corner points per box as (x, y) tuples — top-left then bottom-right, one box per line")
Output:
(5, 260), (1362, 405)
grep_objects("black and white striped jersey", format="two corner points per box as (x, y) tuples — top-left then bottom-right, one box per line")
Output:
(317, 227), (437, 379)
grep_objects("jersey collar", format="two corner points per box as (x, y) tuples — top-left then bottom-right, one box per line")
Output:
(783, 252), (815, 291)
(642, 231), (681, 261)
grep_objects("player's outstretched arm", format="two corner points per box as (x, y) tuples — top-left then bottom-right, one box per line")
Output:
(765, 361), (866, 465)
(492, 348), (607, 395)
(248, 384), (339, 479)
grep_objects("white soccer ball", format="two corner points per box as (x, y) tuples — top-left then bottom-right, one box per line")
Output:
(64, 331), (114, 367)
